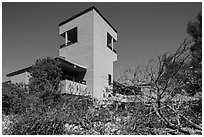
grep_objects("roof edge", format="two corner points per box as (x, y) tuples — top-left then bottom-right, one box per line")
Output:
(59, 6), (117, 33)
(6, 66), (32, 77)
(6, 57), (87, 77)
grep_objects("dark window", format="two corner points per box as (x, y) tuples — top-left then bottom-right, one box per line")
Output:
(67, 27), (77, 43)
(107, 32), (112, 48)
(108, 74), (112, 85)
(107, 32), (117, 53)
(60, 27), (78, 48)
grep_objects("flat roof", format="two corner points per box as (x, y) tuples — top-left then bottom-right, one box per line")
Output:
(6, 57), (87, 77)
(6, 66), (32, 77)
(59, 6), (117, 33)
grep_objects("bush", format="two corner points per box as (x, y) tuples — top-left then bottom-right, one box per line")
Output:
(10, 93), (93, 135)
(2, 82), (28, 115)
(11, 110), (65, 135)
(2, 114), (19, 135)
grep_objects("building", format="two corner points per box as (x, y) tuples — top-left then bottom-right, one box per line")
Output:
(6, 6), (117, 100)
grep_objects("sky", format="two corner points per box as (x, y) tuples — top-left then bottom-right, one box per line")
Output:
(2, 2), (202, 81)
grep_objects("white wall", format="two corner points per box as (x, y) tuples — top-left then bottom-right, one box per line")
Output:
(59, 9), (118, 100)
(59, 10), (94, 95)
(61, 80), (88, 95)
(93, 10), (117, 99)
(10, 71), (30, 85)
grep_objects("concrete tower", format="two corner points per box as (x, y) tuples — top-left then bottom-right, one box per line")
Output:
(59, 7), (117, 99)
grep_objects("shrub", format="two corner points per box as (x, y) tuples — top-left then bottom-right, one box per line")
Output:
(29, 57), (62, 93)
(2, 114), (19, 135)
(10, 93), (93, 135)
(2, 82), (28, 115)
(11, 109), (65, 135)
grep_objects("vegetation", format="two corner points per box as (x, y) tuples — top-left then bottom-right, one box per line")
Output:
(114, 11), (202, 134)
(2, 12), (202, 135)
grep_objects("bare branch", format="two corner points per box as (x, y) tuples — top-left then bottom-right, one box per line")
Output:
(165, 104), (202, 131)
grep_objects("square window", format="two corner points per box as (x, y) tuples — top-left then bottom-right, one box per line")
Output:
(60, 27), (78, 48)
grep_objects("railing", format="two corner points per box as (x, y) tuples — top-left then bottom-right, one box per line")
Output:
(60, 78), (88, 95)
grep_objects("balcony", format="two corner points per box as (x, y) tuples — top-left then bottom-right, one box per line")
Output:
(60, 78), (87, 95)
(61, 75), (86, 85)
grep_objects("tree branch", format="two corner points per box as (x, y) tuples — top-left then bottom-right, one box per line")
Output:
(165, 104), (202, 131)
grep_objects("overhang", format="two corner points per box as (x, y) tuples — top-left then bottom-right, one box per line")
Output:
(56, 57), (86, 74)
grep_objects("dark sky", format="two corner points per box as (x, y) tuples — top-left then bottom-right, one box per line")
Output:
(2, 2), (201, 81)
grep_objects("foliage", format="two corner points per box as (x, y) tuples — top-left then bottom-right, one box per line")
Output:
(11, 110), (65, 135)
(2, 12), (202, 135)
(114, 12), (202, 135)
(2, 57), (65, 134)
(9, 93), (93, 135)
(186, 11), (202, 96)
(2, 82), (28, 115)
(28, 57), (63, 110)
(29, 57), (62, 95)
(2, 114), (19, 135)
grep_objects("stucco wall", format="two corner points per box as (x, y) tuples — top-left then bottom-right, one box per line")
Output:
(59, 11), (94, 95)
(93, 10), (117, 99)
(10, 71), (30, 85)
(60, 80), (87, 95)
(59, 9), (117, 100)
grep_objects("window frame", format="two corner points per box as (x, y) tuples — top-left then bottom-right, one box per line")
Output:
(106, 32), (117, 53)
(60, 27), (78, 48)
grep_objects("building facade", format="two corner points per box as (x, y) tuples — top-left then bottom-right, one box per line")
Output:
(6, 6), (118, 100)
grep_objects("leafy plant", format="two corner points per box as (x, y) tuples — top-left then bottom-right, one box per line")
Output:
(2, 82), (28, 115)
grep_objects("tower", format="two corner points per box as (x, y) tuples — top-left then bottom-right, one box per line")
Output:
(59, 7), (117, 99)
